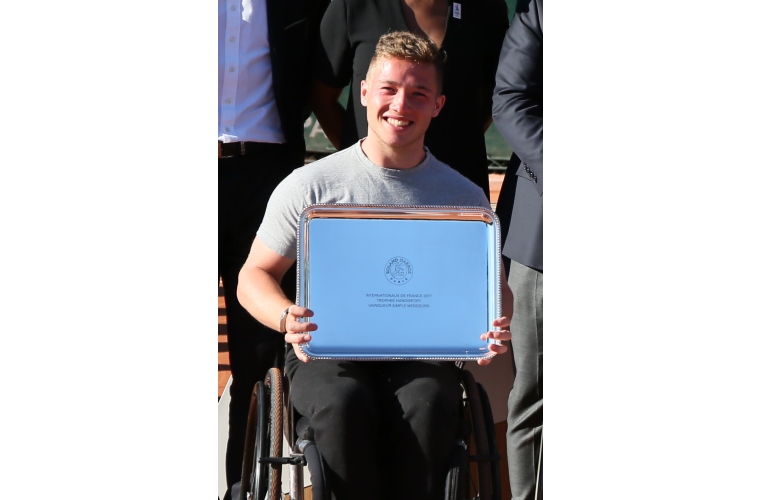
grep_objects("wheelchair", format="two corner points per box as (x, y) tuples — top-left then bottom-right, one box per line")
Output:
(235, 359), (502, 500)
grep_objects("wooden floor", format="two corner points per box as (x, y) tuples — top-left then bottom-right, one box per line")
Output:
(487, 172), (505, 208)
(218, 283), (229, 399)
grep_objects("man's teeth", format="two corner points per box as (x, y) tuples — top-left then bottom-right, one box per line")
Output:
(387, 118), (410, 127)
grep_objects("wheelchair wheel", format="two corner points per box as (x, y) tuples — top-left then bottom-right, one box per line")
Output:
(478, 383), (502, 500)
(461, 370), (494, 500)
(239, 368), (284, 500)
(239, 380), (263, 500)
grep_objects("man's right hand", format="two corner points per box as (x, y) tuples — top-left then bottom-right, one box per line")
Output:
(283, 305), (318, 363)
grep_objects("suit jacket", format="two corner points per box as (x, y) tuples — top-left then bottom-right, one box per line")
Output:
(492, 0), (543, 271)
(266, 0), (329, 162)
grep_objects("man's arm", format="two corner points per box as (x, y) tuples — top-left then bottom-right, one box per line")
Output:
(309, 80), (345, 149)
(480, 0), (510, 132)
(308, 0), (352, 149)
(492, 0), (543, 194)
(237, 237), (317, 362)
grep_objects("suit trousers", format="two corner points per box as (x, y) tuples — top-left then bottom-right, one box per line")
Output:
(219, 144), (300, 497)
(285, 350), (463, 500)
(506, 260), (543, 500)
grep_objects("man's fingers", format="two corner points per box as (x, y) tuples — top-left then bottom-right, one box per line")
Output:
(288, 305), (313, 318)
(284, 332), (312, 363)
(285, 318), (317, 334)
(488, 342), (509, 354)
(284, 332), (311, 344)
(294, 345), (311, 363)
(284, 306), (317, 334)
(492, 315), (511, 329)
(477, 322), (511, 364)
(480, 329), (512, 343)
(283, 306), (315, 364)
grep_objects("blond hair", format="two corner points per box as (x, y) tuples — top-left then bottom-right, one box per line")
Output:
(366, 31), (444, 93)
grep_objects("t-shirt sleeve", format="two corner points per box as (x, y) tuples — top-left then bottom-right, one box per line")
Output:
(311, 0), (353, 88)
(256, 172), (307, 260)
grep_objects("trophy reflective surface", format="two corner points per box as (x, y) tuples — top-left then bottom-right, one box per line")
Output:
(297, 205), (502, 360)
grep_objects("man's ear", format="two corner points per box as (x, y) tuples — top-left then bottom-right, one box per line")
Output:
(432, 94), (446, 117)
(360, 80), (368, 107)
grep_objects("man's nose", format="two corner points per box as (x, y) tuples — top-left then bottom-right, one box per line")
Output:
(390, 91), (411, 112)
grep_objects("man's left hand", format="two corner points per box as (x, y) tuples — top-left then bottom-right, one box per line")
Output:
(477, 316), (512, 366)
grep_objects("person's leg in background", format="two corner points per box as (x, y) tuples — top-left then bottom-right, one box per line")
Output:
(219, 146), (298, 499)
(505, 260), (543, 500)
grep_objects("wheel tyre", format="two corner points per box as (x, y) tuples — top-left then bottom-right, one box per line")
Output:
(252, 381), (269, 500)
(461, 370), (493, 500)
(478, 383), (501, 500)
(239, 381), (265, 500)
(265, 368), (283, 499)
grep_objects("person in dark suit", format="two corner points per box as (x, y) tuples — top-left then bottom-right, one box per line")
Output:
(491, 0), (543, 498)
(218, 0), (327, 498)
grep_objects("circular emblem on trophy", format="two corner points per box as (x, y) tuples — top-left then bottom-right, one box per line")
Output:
(385, 256), (413, 285)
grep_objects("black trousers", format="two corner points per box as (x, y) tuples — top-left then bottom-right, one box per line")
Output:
(285, 350), (463, 500)
(219, 143), (300, 497)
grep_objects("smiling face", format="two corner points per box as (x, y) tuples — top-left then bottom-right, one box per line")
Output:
(360, 56), (446, 168)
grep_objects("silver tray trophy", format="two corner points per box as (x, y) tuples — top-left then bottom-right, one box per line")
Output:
(296, 204), (502, 361)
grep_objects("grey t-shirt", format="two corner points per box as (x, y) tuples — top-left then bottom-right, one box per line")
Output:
(258, 141), (492, 259)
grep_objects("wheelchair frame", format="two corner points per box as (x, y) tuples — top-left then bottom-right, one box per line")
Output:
(237, 362), (502, 500)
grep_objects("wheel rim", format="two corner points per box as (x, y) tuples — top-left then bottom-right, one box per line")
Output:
(252, 381), (269, 500)
(478, 382), (501, 500)
(266, 368), (283, 500)
(462, 370), (493, 499)
(240, 381), (263, 500)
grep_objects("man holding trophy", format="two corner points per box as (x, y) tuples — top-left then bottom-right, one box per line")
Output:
(237, 31), (512, 500)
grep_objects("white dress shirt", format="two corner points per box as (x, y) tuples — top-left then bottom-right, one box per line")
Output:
(218, 0), (284, 144)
